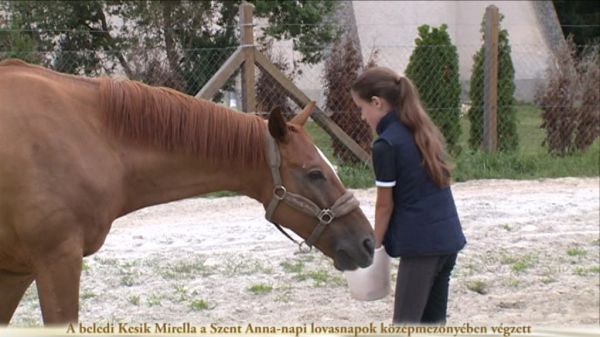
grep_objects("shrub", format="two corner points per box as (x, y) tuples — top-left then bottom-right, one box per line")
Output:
(535, 37), (599, 155)
(468, 13), (518, 152)
(256, 39), (294, 119)
(323, 33), (372, 164)
(405, 24), (462, 155)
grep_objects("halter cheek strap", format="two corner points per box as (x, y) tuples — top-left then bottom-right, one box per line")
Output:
(264, 135), (360, 252)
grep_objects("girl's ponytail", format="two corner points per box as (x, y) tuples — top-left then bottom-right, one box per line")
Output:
(353, 67), (451, 187)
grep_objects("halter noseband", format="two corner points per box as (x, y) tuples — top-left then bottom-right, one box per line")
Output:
(264, 135), (360, 253)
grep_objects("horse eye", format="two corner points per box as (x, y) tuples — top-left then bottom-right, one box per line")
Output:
(307, 170), (325, 181)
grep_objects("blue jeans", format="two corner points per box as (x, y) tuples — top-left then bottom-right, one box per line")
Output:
(393, 253), (458, 324)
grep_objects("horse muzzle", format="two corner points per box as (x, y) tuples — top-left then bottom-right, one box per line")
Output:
(332, 234), (375, 271)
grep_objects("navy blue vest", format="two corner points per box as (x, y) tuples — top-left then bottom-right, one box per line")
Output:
(375, 111), (466, 257)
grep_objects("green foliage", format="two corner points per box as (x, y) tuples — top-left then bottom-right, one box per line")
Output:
(0, 1), (337, 94)
(453, 139), (599, 181)
(406, 24), (462, 155)
(566, 247), (587, 257)
(0, 4), (43, 64)
(0, 29), (41, 64)
(0, 1), (126, 74)
(247, 284), (273, 294)
(189, 299), (210, 311)
(553, 0), (600, 46)
(337, 164), (373, 189)
(468, 14), (518, 152)
(253, 0), (339, 64)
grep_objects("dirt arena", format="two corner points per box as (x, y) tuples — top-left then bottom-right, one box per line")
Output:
(10, 177), (599, 328)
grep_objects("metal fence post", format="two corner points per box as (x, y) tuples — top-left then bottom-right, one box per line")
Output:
(483, 5), (499, 152)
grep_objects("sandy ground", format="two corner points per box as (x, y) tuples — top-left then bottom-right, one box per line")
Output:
(9, 177), (600, 328)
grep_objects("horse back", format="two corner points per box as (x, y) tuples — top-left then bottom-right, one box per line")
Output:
(0, 62), (124, 269)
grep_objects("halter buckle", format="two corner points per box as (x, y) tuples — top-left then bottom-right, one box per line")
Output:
(317, 209), (334, 225)
(273, 185), (287, 200)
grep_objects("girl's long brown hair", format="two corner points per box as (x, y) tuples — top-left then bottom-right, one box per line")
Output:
(352, 67), (451, 187)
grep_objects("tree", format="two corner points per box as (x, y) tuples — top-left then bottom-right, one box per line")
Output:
(323, 33), (372, 163)
(0, 12), (42, 64)
(253, 0), (338, 65)
(0, 0), (338, 95)
(0, 0), (131, 75)
(553, 1), (600, 47)
(405, 24), (462, 155)
(468, 14), (518, 152)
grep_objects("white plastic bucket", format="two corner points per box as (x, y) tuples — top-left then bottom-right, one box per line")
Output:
(344, 246), (391, 301)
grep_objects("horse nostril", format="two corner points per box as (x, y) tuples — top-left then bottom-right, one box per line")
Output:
(363, 237), (375, 256)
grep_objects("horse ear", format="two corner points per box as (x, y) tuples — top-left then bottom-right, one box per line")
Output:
(268, 107), (288, 142)
(290, 101), (316, 126)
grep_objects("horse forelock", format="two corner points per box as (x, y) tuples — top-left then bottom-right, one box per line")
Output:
(99, 78), (266, 168)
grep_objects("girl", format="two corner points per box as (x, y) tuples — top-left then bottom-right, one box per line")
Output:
(351, 67), (466, 324)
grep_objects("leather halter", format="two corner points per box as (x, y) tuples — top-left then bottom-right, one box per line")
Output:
(264, 134), (360, 252)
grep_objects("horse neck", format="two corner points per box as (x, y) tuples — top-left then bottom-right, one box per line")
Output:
(117, 145), (272, 216)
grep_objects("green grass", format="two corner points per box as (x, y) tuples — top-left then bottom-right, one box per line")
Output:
(172, 285), (190, 302)
(128, 295), (140, 306)
(190, 299), (211, 311)
(147, 293), (162, 306)
(80, 290), (96, 300)
(305, 103), (598, 187)
(456, 103), (598, 181)
(120, 275), (136, 287)
(465, 279), (488, 294)
(305, 122), (374, 188)
(280, 259), (305, 274)
(511, 254), (539, 273)
(567, 247), (587, 257)
(222, 257), (271, 276)
(247, 284), (273, 294)
(159, 258), (212, 280)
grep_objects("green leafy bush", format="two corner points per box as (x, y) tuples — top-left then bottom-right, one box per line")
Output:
(406, 24), (462, 155)
(468, 14), (518, 152)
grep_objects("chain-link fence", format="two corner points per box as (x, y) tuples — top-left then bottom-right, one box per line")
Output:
(1, 3), (598, 170)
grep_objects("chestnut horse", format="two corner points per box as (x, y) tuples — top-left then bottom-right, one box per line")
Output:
(0, 59), (374, 325)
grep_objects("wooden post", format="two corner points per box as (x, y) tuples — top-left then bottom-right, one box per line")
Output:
(240, 2), (256, 113)
(254, 50), (372, 166)
(194, 2), (371, 166)
(195, 47), (245, 100)
(483, 5), (499, 152)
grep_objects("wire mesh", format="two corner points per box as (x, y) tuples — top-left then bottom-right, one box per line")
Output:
(1, 5), (598, 167)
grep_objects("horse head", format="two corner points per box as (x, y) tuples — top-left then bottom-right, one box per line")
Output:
(264, 102), (374, 270)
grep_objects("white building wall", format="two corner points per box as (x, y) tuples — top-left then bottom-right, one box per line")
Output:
(351, 0), (554, 101)
(272, 1), (558, 105)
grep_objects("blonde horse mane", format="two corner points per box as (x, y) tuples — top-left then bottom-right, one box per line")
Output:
(100, 78), (267, 167)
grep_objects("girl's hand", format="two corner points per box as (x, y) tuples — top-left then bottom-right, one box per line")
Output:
(375, 235), (384, 249)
